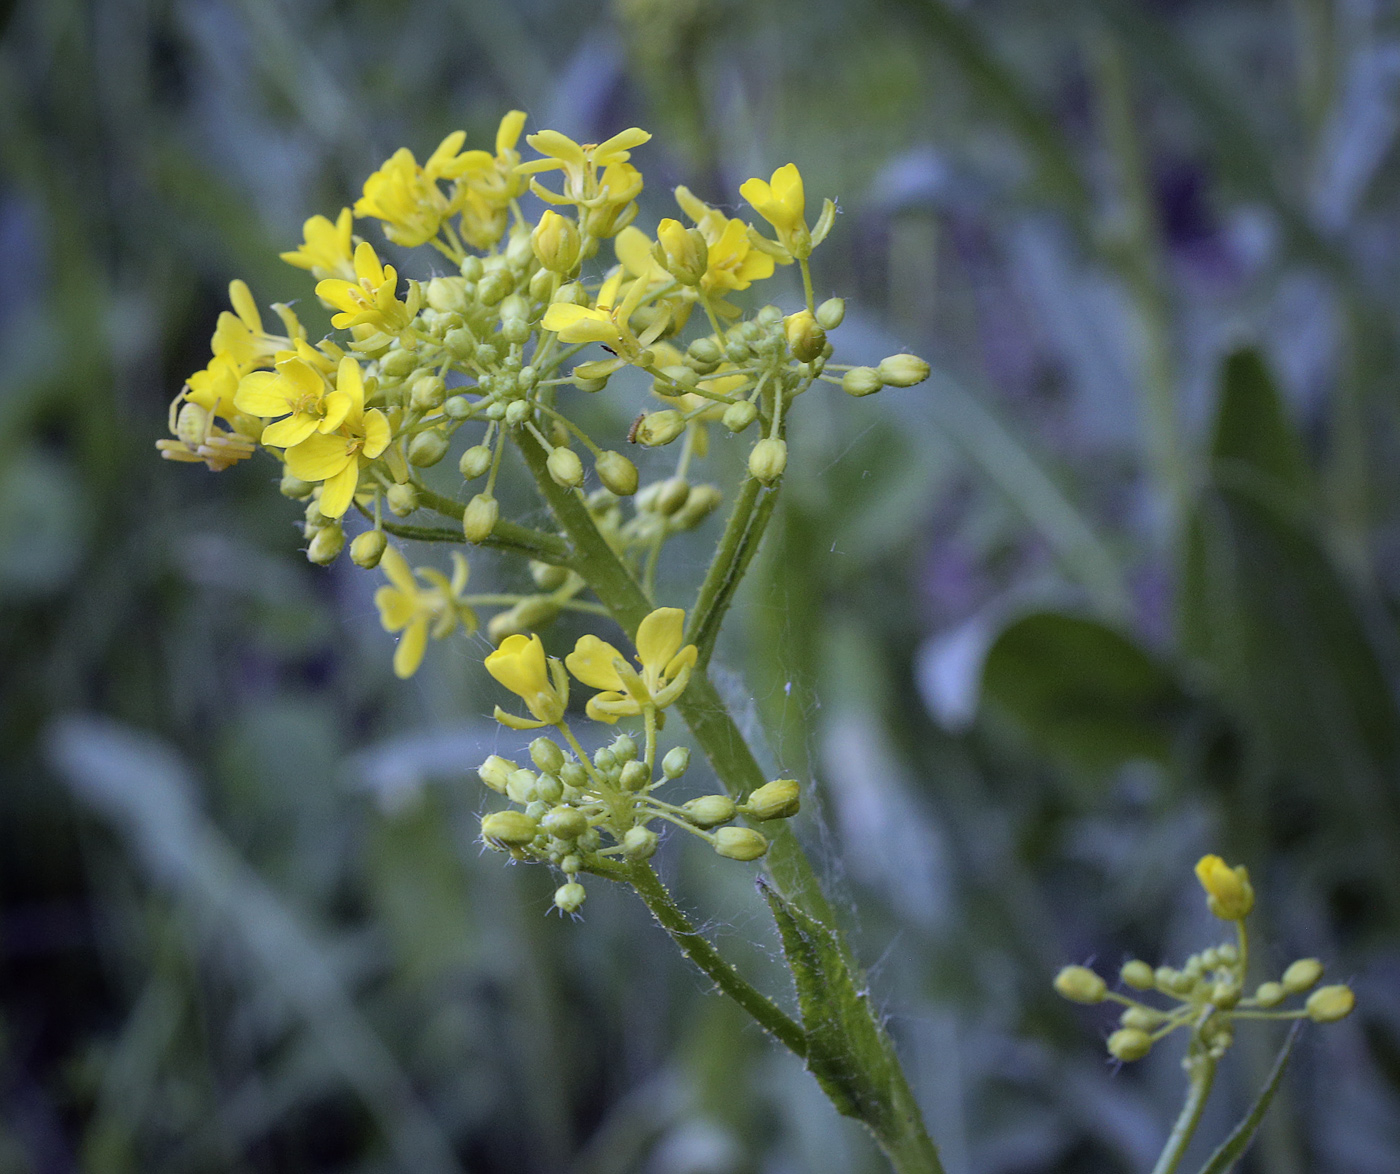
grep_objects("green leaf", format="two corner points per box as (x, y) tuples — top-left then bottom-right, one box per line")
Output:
(1209, 349), (1312, 507)
(980, 611), (1189, 774)
(1195, 1024), (1301, 1174)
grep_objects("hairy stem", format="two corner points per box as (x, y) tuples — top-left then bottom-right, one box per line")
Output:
(1152, 1056), (1217, 1174)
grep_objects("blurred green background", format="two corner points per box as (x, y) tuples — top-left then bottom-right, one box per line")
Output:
(4, 0), (1400, 1170)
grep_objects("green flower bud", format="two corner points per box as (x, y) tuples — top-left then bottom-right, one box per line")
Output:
(535, 774), (563, 803)
(463, 494), (498, 543)
(541, 805), (589, 840)
(444, 395), (472, 419)
(1306, 985), (1355, 1023)
(477, 757), (515, 794)
(686, 336), (723, 373)
(459, 255), (483, 282)
(307, 525), (345, 565)
(1107, 1028), (1152, 1062)
(655, 477), (690, 516)
(662, 746), (691, 779)
(1282, 958), (1324, 994)
(593, 747), (617, 771)
(280, 473), (315, 499)
(411, 375), (447, 410)
(743, 779), (800, 820)
(477, 268), (514, 307)
(555, 281), (590, 306)
(459, 445), (493, 480)
(619, 760), (650, 792)
(487, 597), (561, 643)
(1254, 981), (1286, 1008)
(684, 795), (736, 829)
(816, 297), (846, 330)
(841, 366), (883, 397)
(559, 763), (587, 791)
(530, 560), (569, 591)
(445, 327), (476, 360)
(408, 430), (449, 467)
(506, 769), (538, 805)
(481, 810), (538, 847)
(554, 881), (586, 913)
(1054, 965), (1107, 1004)
(636, 410), (686, 447)
(595, 451), (639, 496)
(547, 446), (585, 488)
(1120, 960), (1155, 990)
(381, 347), (420, 378)
(748, 437), (787, 484)
(386, 482), (419, 517)
(349, 529), (387, 568)
(529, 737), (566, 774)
(559, 853), (582, 875)
(722, 400), (758, 432)
(425, 276), (468, 315)
(610, 734), (637, 762)
(623, 826), (659, 860)
(877, 354), (932, 387)
(784, 310), (826, 363)
(504, 400), (530, 427)
(1119, 1006), (1164, 1030)
(713, 827), (768, 861)
(673, 484), (723, 529)
(532, 210), (582, 274)
(1211, 981), (1241, 1009)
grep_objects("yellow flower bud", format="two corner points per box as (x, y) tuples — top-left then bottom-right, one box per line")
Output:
(1254, 981), (1285, 1008)
(386, 482), (419, 517)
(546, 446), (585, 488)
(460, 444), (493, 480)
(623, 826), (659, 860)
(530, 737), (566, 774)
(784, 310), (826, 363)
(506, 768), (538, 804)
(1195, 854), (1255, 920)
(1107, 1028), (1152, 1062)
(1282, 958), (1323, 994)
(1053, 965), (1107, 1004)
(349, 529), (387, 568)
(411, 374), (446, 409)
(816, 297), (846, 330)
(714, 826), (768, 861)
(596, 450), (639, 495)
(554, 882), (586, 913)
(541, 805), (589, 840)
(481, 810), (539, 847)
(877, 354), (932, 387)
(684, 795), (737, 829)
(842, 366), (883, 397)
(1120, 960), (1155, 990)
(722, 401), (758, 431)
(463, 493), (499, 543)
(748, 437), (787, 484)
(532, 210), (582, 274)
(636, 411), (686, 447)
(1306, 984), (1355, 1023)
(743, 779), (800, 820)
(307, 525), (345, 565)
(478, 755), (517, 794)
(655, 218), (709, 285)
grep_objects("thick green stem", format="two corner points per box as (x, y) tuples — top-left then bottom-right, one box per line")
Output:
(686, 474), (779, 664)
(1152, 1056), (1217, 1174)
(628, 861), (807, 1057)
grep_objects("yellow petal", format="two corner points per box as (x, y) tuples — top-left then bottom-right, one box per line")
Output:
(636, 608), (685, 675)
(232, 371), (288, 417)
(319, 391), (351, 433)
(337, 355), (365, 413)
(614, 225), (656, 277)
(318, 459), (360, 518)
(393, 618), (430, 678)
(378, 545), (416, 595)
(496, 109), (527, 155)
(261, 412), (318, 448)
(361, 409), (391, 458)
(565, 635), (627, 691)
(374, 585), (416, 632)
(584, 694), (622, 724)
(593, 126), (651, 163)
(285, 432), (353, 481)
(229, 279), (263, 333)
(663, 642), (698, 681)
(486, 634), (550, 699)
(526, 130), (585, 166)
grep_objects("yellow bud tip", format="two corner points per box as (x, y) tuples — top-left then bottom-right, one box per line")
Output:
(1195, 854), (1255, 921)
(1053, 965), (1107, 1004)
(742, 779), (801, 820)
(1306, 984), (1355, 1023)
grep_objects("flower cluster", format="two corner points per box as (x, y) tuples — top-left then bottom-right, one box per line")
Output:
(1055, 855), (1355, 1068)
(477, 609), (800, 912)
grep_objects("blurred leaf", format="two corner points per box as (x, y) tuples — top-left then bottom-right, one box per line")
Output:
(980, 611), (1188, 774)
(1209, 349), (1313, 508)
(0, 446), (88, 600)
(1195, 1024), (1301, 1174)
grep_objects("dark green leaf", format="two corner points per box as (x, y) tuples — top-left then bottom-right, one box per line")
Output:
(1210, 349), (1312, 506)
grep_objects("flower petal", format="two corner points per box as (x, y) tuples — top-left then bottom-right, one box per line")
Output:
(285, 432), (352, 481)
(232, 371), (289, 417)
(261, 412), (319, 448)
(565, 635), (627, 691)
(393, 618), (429, 678)
(374, 584), (416, 632)
(486, 634), (550, 699)
(361, 409), (391, 458)
(317, 459), (360, 518)
(636, 608), (685, 676)
(378, 545), (417, 595)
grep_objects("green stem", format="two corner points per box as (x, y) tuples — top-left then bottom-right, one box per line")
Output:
(686, 475), (762, 659)
(413, 486), (572, 563)
(627, 861), (806, 1057)
(1151, 1056), (1217, 1174)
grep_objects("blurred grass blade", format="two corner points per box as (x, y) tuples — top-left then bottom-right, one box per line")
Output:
(1195, 1024), (1301, 1174)
(46, 715), (464, 1174)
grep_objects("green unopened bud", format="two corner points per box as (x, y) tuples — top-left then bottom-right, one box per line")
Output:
(411, 375), (447, 410)
(425, 276), (468, 315)
(877, 354), (931, 387)
(655, 218), (709, 285)
(478, 755), (517, 794)
(1211, 981), (1241, 1009)
(684, 795), (736, 829)
(1107, 1028), (1152, 1062)
(842, 366), (883, 397)
(748, 437), (787, 484)
(595, 451), (638, 496)
(673, 484), (722, 529)
(1119, 1006), (1164, 1030)
(477, 268), (513, 307)
(481, 810), (538, 847)
(444, 395), (472, 419)
(555, 281), (589, 306)
(554, 881), (586, 913)
(541, 805), (589, 840)
(593, 747), (617, 771)
(487, 597), (561, 642)
(463, 494), (498, 543)
(743, 778), (800, 820)
(531, 210), (582, 274)
(1306, 984), (1355, 1022)
(816, 297), (846, 330)
(784, 310), (826, 363)
(636, 410), (686, 447)
(460, 445), (493, 480)
(506, 769), (538, 804)
(446, 327), (476, 360)
(655, 477), (690, 515)
(504, 400), (530, 427)
(713, 827), (767, 861)
(686, 336), (723, 372)
(662, 746), (691, 779)
(619, 760), (650, 792)
(1121, 960), (1155, 990)
(381, 347), (420, 377)
(1282, 958), (1324, 994)
(280, 473), (315, 499)
(307, 525), (345, 565)
(722, 400), (758, 432)
(530, 560), (569, 591)
(529, 737), (565, 774)
(408, 430), (449, 467)
(349, 529), (387, 568)
(1254, 981), (1286, 1008)
(546, 446), (585, 488)
(386, 482), (419, 516)
(535, 774), (563, 804)
(623, 826), (659, 860)
(1054, 965), (1107, 1004)
(559, 763), (587, 791)
(610, 734), (638, 762)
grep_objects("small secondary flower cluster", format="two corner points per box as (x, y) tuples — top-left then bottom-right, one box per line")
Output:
(157, 111), (930, 680)
(1055, 855), (1355, 1068)
(477, 607), (800, 912)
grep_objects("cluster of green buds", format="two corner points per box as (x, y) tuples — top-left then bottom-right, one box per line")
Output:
(1055, 855), (1355, 1068)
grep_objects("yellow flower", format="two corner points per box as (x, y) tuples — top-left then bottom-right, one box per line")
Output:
(673, 186), (778, 292)
(233, 354), (351, 448)
(1195, 854), (1255, 921)
(279, 208), (356, 280)
(315, 242), (420, 340)
(354, 134), (471, 248)
(740, 163), (810, 258)
(485, 634), (570, 729)
(449, 111), (529, 248)
(373, 546), (476, 678)
(518, 126), (648, 235)
(283, 356), (392, 518)
(565, 607), (697, 722)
